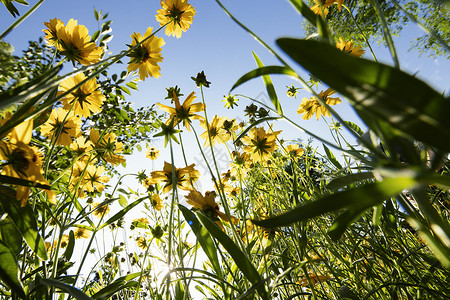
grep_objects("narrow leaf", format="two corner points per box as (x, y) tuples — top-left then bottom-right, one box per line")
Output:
(99, 196), (148, 230)
(254, 177), (418, 228)
(196, 212), (268, 299)
(252, 52), (283, 115)
(323, 144), (342, 170)
(39, 278), (92, 300)
(277, 38), (450, 152)
(0, 241), (26, 299)
(326, 172), (374, 191)
(231, 66), (297, 93)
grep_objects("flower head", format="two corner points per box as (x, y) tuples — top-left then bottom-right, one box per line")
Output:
(74, 227), (90, 239)
(40, 107), (81, 146)
(156, 0), (196, 38)
(90, 129), (125, 165)
(50, 19), (103, 65)
(0, 119), (55, 205)
(200, 116), (229, 146)
(157, 91), (204, 131)
(191, 71), (210, 88)
(285, 144), (305, 157)
(127, 27), (165, 81)
(185, 190), (238, 228)
(297, 88), (341, 120)
(146, 146), (160, 160)
(59, 73), (105, 118)
(151, 194), (163, 211)
(92, 202), (110, 218)
(242, 126), (281, 162)
(222, 94), (239, 109)
(147, 161), (199, 193)
(336, 38), (365, 57)
(286, 84), (300, 98)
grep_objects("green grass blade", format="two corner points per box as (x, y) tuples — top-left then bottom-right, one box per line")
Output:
(326, 172), (374, 191)
(0, 186), (48, 260)
(323, 144), (342, 170)
(179, 205), (223, 278)
(0, 241), (26, 299)
(39, 278), (93, 300)
(254, 177), (418, 228)
(196, 212), (268, 299)
(252, 52), (283, 115)
(231, 65), (297, 93)
(98, 196), (148, 230)
(276, 38), (450, 152)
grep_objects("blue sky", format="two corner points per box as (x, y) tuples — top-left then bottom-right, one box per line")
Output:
(1, 0), (449, 190)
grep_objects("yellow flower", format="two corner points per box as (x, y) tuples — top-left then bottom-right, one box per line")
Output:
(136, 236), (149, 249)
(297, 97), (320, 120)
(127, 27), (165, 81)
(83, 164), (109, 193)
(58, 73), (105, 118)
(89, 129), (125, 165)
(297, 88), (341, 120)
(224, 184), (241, 197)
(157, 91), (204, 131)
(296, 273), (331, 287)
(185, 190), (238, 228)
(54, 19), (102, 65)
(151, 194), (163, 211)
(229, 151), (251, 178)
(336, 38), (365, 57)
(92, 202), (110, 218)
(147, 161), (199, 193)
(311, 0), (329, 17)
(40, 107), (81, 146)
(146, 146), (160, 160)
(156, 0), (196, 38)
(58, 234), (70, 249)
(74, 227), (90, 239)
(200, 116), (229, 146)
(69, 136), (93, 159)
(0, 118), (55, 206)
(242, 126), (281, 162)
(285, 144), (305, 157)
(43, 18), (64, 47)
(222, 94), (238, 109)
(133, 217), (150, 224)
(325, 0), (344, 11)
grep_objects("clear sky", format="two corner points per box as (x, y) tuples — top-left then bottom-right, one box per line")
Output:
(1, 0), (449, 190)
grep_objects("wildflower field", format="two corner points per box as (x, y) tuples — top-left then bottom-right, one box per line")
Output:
(0, 0), (450, 299)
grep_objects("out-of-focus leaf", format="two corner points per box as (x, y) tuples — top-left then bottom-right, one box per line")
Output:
(196, 212), (268, 299)
(277, 38), (450, 152)
(179, 205), (222, 277)
(0, 217), (22, 255)
(39, 278), (92, 300)
(91, 281), (138, 300)
(252, 52), (283, 115)
(62, 230), (75, 261)
(326, 172), (375, 191)
(0, 186), (47, 260)
(343, 121), (364, 137)
(0, 241), (25, 299)
(254, 177), (418, 229)
(323, 144), (342, 170)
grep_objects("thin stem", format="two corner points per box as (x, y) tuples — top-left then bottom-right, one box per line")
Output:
(0, 0), (45, 40)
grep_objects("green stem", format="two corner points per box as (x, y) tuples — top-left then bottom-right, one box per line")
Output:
(0, 0), (45, 40)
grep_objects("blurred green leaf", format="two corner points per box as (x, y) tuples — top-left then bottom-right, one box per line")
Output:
(252, 52), (283, 115)
(0, 241), (26, 299)
(179, 205), (222, 277)
(39, 278), (92, 300)
(0, 0), (28, 17)
(277, 38), (450, 152)
(254, 177), (418, 229)
(91, 280), (138, 300)
(326, 172), (375, 191)
(323, 144), (342, 170)
(196, 212), (268, 299)
(0, 217), (22, 255)
(0, 186), (47, 260)
(62, 230), (75, 261)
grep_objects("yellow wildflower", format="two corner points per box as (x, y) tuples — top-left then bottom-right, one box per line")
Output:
(297, 88), (341, 120)
(285, 144), (305, 157)
(0, 118), (55, 205)
(146, 146), (160, 160)
(156, 0), (196, 38)
(151, 194), (163, 211)
(43, 18), (64, 47)
(147, 161), (199, 194)
(200, 116), (229, 146)
(242, 126), (281, 162)
(127, 27), (164, 80)
(74, 227), (90, 239)
(59, 73), (105, 118)
(92, 202), (110, 218)
(157, 91), (204, 131)
(40, 107), (81, 146)
(336, 38), (365, 57)
(54, 19), (102, 65)
(89, 129), (125, 165)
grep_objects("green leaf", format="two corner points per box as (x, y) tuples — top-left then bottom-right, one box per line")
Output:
(62, 230), (75, 261)
(126, 81), (138, 90)
(276, 38), (450, 152)
(343, 121), (364, 137)
(196, 212), (268, 299)
(118, 195), (128, 207)
(0, 217), (22, 255)
(327, 206), (369, 240)
(326, 172), (375, 191)
(91, 30), (100, 43)
(179, 205), (222, 277)
(252, 53), (283, 115)
(98, 196), (148, 230)
(254, 177), (418, 229)
(231, 66), (297, 93)
(0, 186), (48, 260)
(323, 144), (342, 170)
(39, 278), (92, 300)
(91, 281), (138, 300)
(0, 240), (25, 298)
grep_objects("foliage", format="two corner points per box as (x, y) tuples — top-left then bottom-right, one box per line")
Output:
(0, 0), (449, 299)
